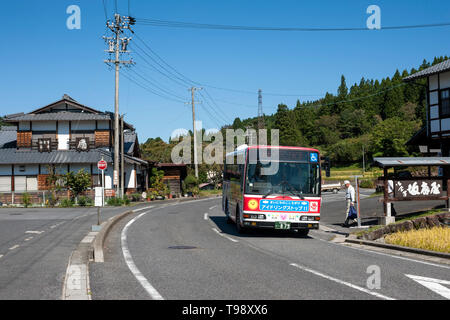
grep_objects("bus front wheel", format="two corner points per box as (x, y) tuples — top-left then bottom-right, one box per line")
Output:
(296, 229), (309, 237)
(236, 207), (246, 234)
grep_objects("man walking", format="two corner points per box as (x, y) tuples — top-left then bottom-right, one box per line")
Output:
(343, 180), (357, 227)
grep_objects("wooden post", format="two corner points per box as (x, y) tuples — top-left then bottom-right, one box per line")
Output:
(447, 178), (450, 211)
(383, 168), (388, 216)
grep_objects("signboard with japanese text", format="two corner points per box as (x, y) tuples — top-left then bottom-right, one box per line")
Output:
(393, 180), (443, 199)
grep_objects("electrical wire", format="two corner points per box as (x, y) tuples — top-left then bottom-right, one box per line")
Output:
(136, 18), (450, 32)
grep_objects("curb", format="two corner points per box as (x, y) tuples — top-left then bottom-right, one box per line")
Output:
(62, 231), (98, 300)
(345, 238), (450, 260)
(93, 209), (135, 263)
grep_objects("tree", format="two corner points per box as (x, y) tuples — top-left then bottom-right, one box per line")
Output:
(149, 167), (168, 197)
(371, 117), (421, 157)
(274, 104), (307, 146)
(64, 169), (91, 202)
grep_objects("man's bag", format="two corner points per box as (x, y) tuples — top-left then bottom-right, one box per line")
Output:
(348, 205), (357, 219)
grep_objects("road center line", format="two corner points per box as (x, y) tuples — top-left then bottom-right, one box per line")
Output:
(212, 227), (239, 243)
(24, 237), (33, 241)
(121, 210), (164, 300)
(289, 263), (395, 300)
(204, 213), (208, 220)
(9, 245), (20, 251)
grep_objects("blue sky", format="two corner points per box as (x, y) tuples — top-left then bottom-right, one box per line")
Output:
(1, 0), (449, 142)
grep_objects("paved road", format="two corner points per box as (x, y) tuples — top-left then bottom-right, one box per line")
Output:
(90, 197), (450, 300)
(0, 205), (147, 299)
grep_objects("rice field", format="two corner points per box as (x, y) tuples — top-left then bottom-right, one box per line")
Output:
(385, 226), (450, 253)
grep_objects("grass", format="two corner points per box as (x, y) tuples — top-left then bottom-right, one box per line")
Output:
(326, 164), (383, 182)
(385, 226), (450, 253)
(355, 209), (446, 238)
(198, 189), (222, 197)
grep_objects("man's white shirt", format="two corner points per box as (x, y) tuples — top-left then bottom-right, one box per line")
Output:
(345, 185), (356, 202)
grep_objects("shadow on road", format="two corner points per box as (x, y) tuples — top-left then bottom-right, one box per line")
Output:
(209, 216), (314, 240)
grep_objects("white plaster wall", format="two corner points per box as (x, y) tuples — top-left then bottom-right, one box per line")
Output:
(73, 121), (95, 131)
(440, 71), (450, 89)
(97, 120), (110, 130)
(19, 122), (30, 130)
(14, 165), (38, 175)
(33, 121), (56, 131)
(70, 164), (91, 174)
(429, 75), (439, 90)
(125, 165), (136, 189)
(0, 165), (12, 175)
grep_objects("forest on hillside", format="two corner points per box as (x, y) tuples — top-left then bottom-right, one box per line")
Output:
(141, 56), (448, 169)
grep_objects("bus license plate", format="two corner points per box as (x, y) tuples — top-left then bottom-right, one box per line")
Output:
(275, 222), (291, 230)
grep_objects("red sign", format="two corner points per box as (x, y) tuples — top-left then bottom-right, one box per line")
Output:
(105, 189), (115, 197)
(97, 160), (107, 171)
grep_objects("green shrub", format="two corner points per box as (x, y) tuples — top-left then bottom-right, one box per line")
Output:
(60, 198), (74, 208)
(359, 179), (375, 189)
(78, 196), (92, 207)
(123, 196), (130, 205)
(22, 193), (31, 208)
(107, 197), (122, 206)
(131, 193), (141, 202)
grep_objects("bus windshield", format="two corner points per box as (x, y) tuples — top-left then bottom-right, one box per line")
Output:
(245, 161), (320, 197)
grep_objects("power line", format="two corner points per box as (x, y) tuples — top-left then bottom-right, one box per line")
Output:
(121, 70), (185, 103)
(136, 18), (450, 32)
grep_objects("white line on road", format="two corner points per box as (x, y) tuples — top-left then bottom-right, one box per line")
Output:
(209, 205), (217, 210)
(122, 210), (164, 300)
(24, 237), (33, 241)
(204, 213), (208, 220)
(289, 263), (395, 300)
(0, 254), (3, 259)
(25, 231), (44, 234)
(9, 245), (20, 251)
(320, 239), (450, 270)
(212, 227), (239, 243)
(406, 274), (450, 299)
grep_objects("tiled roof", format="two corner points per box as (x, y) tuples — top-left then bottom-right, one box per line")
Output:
(4, 111), (113, 122)
(0, 149), (113, 164)
(403, 60), (450, 81)
(0, 126), (17, 148)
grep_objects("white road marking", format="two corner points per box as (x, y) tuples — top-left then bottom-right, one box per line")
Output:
(290, 263), (395, 300)
(406, 274), (450, 299)
(50, 225), (57, 229)
(319, 225), (336, 232)
(204, 213), (208, 220)
(320, 239), (450, 270)
(24, 237), (33, 241)
(212, 227), (239, 243)
(122, 210), (164, 300)
(209, 205), (217, 210)
(132, 206), (153, 213)
(0, 254), (3, 259)
(25, 231), (44, 234)
(9, 245), (20, 250)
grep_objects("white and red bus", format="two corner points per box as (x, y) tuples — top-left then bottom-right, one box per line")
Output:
(222, 145), (321, 236)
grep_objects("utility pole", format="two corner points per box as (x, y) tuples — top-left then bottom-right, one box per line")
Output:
(120, 114), (125, 198)
(104, 14), (134, 196)
(362, 145), (365, 175)
(258, 89), (264, 130)
(189, 87), (202, 178)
